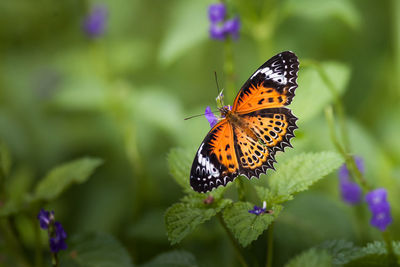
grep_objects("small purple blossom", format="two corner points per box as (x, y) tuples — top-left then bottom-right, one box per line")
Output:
(338, 156), (364, 205)
(338, 156), (364, 180)
(248, 201), (266, 215)
(209, 24), (225, 40)
(208, 3), (240, 41)
(83, 5), (108, 38)
(37, 209), (54, 229)
(208, 3), (226, 23)
(37, 209), (67, 254)
(205, 106), (219, 128)
(365, 188), (392, 231)
(223, 17), (240, 39)
(49, 222), (68, 253)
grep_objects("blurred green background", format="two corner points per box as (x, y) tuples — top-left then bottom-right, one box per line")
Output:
(0, 0), (399, 266)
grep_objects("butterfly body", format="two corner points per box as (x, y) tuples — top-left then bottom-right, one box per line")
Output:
(190, 51), (299, 193)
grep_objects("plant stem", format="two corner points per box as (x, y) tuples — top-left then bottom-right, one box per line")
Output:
(382, 230), (397, 266)
(324, 106), (371, 191)
(0, 218), (30, 267)
(217, 213), (248, 267)
(32, 213), (43, 267)
(224, 37), (235, 103)
(266, 223), (274, 267)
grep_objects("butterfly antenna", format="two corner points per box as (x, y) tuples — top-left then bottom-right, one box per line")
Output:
(184, 110), (219, 121)
(214, 71), (221, 95)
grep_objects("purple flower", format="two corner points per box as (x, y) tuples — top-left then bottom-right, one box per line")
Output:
(83, 5), (108, 38)
(338, 156), (364, 180)
(205, 106), (218, 128)
(340, 181), (362, 205)
(223, 17), (240, 39)
(208, 3), (226, 23)
(49, 222), (68, 253)
(208, 3), (240, 41)
(248, 201), (266, 215)
(209, 23), (226, 40)
(37, 209), (54, 230)
(38, 209), (67, 254)
(365, 188), (392, 231)
(338, 156), (364, 205)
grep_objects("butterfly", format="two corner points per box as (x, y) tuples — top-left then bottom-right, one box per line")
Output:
(190, 51), (299, 193)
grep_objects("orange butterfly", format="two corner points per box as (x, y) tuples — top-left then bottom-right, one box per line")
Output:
(190, 51), (299, 193)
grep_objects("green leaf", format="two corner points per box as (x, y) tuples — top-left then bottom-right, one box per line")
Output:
(222, 201), (282, 247)
(292, 61), (350, 122)
(268, 152), (343, 202)
(34, 157), (103, 201)
(60, 232), (133, 267)
(165, 198), (231, 245)
(141, 250), (197, 267)
(158, 0), (208, 66)
(318, 240), (357, 266)
(168, 148), (193, 193)
(0, 167), (35, 217)
(283, 0), (361, 30)
(343, 241), (392, 267)
(0, 141), (11, 178)
(284, 248), (332, 267)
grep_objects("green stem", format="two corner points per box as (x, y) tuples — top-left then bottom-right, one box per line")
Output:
(266, 223), (274, 267)
(303, 59), (350, 152)
(382, 230), (397, 266)
(51, 253), (59, 267)
(32, 214), (43, 267)
(0, 218), (30, 267)
(224, 37), (235, 103)
(324, 106), (371, 191)
(217, 213), (248, 267)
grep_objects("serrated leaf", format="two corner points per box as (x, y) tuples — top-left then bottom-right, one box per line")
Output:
(168, 148), (193, 193)
(292, 61), (350, 122)
(60, 232), (133, 267)
(34, 157), (103, 201)
(343, 241), (393, 267)
(254, 185), (288, 204)
(222, 201), (282, 247)
(141, 250), (197, 267)
(269, 152), (343, 202)
(165, 198), (231, 245)
(285, 248), (332, 267)
(318, 240), (357, 266)
(0, 141), (11, 178)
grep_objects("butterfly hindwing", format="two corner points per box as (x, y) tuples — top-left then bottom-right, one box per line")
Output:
(234, 107), (297, 178)
(233, 51), (299, 113)
(190, 120), (239, 193)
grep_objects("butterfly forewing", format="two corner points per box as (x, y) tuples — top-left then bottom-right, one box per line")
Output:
(233, 51), (299, 113)
(190, 120), (239, 193)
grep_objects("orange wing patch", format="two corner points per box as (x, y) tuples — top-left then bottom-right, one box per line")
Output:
(245, 113), (288, 147)
(233, 83), (289, 113)
(234, 108), (297, 178)
(190, 120), (239, 193)
(234, 126), (269, 170)
(209, 121), (239, 174)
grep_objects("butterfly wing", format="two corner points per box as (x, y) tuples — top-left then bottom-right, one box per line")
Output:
(190, 120), (239, 193)
(234, 108), (297, 178)
(232, 51), (299, 113)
